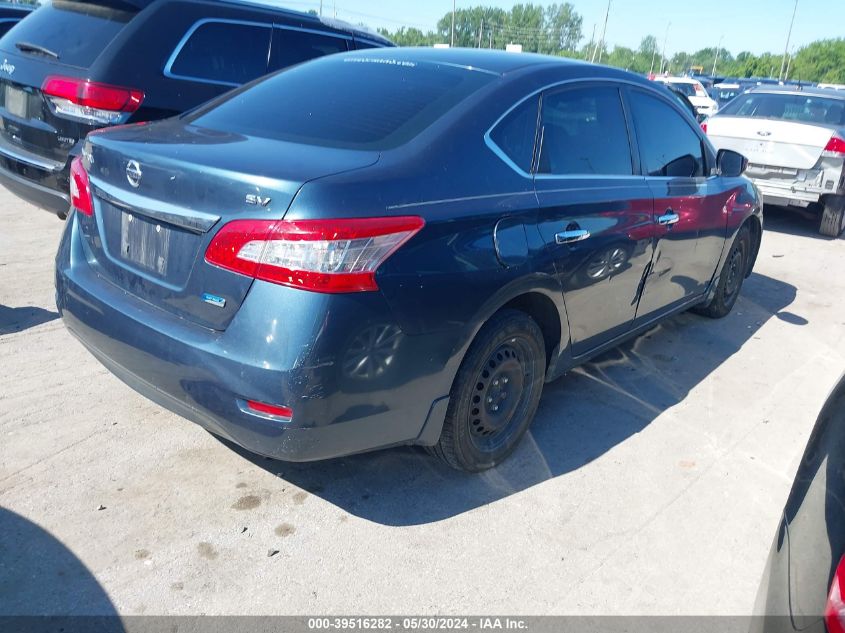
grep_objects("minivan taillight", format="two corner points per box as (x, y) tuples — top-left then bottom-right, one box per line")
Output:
(827, 555), (845, 633)
(69, 156), (93, 216)
(205, 216), (425, 293)
(42, 76), (143, 125)
(823, 133), (845, 157)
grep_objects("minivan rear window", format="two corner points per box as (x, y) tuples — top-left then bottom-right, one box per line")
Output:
(188, 56), (496, 150)
(2, 1), (134, 68)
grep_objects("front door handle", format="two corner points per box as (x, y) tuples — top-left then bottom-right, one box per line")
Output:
(555, 229), (591, 244)
(657, 210), (680, 226)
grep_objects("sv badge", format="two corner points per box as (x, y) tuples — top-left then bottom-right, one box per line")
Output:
(245, 194), (271, 207)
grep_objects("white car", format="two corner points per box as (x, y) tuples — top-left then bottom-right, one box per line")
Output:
(653, 76), (719, 117)
(704, 86), (845, 236)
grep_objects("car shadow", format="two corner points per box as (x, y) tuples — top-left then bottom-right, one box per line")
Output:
(224, 272), (798, 526)
(763, 204), (836, 240)
(0, 304), (60, 335)
(0, 508), (122, 630)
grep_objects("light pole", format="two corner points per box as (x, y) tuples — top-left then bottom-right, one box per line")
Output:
(712, 35), (723, 76)
(660, 21), (671, 74)
(779, 0), (798, 80)
(596, 0), (611, 64)
(451, 0), (456, 48)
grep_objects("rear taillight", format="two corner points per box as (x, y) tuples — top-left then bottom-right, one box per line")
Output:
(826, 555), (845, 633)
(700, 122), (708, 134)
(69, 156), (93, 216)
(823, 133), (845, 157)
(42, 76), (143, 125)
(205, 216), (425, 293)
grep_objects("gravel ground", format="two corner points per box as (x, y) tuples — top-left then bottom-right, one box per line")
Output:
(1, 189), (843, 616)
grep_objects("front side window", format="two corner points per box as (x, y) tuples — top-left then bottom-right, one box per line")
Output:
(489, 97), (539, 174)
(537, 85), (633, 176)
(629, 90), (706, 178)
(169, 21), (272, 86)
(273, 28), (348, 71)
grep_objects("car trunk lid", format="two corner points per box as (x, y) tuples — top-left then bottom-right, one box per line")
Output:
(80, 120), (380, 330)
(707, 116), (838, 170)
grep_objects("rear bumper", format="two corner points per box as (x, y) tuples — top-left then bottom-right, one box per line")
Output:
(749, 178), (825, 207)
(0, 157), (69, 216)
(55, 214), (457, 462)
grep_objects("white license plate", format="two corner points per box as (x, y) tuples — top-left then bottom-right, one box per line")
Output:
(4, 85), (26, 118)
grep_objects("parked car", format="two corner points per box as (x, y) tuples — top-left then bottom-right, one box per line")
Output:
(651, 76), (720, 117)
(0, 2), (32, 39)
(750, 374), (845, 633)
(55, 48), (761, 472)
(0, 0), (391, 219)
(712, 82), (746, 108)
(704, 86), (845, 236)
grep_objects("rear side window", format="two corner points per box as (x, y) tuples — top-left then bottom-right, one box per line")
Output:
(169, 21), (272, 86)
(272, 28), (348, 72)
(2, 1), (134, 68)
(629, 90), (705, 178)
(489, 97), (539, 174)
(189, 56), (495, 150)
(538, 86), (633, 176)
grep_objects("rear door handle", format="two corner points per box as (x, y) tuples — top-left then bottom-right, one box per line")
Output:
(657, 210), (680, 226)
(555, 229), (591, 244)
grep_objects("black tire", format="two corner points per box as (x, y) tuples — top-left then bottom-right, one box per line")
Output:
(692, 224), (751, 319)
(820, 195), (845, 238)
(431, 309), (546, 472)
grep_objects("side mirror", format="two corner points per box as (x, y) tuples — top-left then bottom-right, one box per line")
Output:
(717, 149), (748, 177)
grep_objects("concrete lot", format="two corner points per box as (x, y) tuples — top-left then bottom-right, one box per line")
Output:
(1, 188), (843, 616)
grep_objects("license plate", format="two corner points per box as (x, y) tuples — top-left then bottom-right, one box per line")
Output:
(120, 212), (171, 276)
(4, 85), (26, 118)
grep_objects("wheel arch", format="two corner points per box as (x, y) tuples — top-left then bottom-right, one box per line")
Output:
(744, 214), (762, 278)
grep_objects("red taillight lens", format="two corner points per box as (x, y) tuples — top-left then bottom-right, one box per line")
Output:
(69, 156), (93, 216)
(823, 134), (845, 156)
(205, 216), (425, 294)
(826, 555), (845, 633)
(701, 122), (708, 134)
(42, 76), (143, 124)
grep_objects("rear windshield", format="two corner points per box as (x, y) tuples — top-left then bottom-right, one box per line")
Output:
(188, 55), (496, 150)
(2, 1), (134, 68)
(720, 92), (845, 126)
(664, 82), (696, 97)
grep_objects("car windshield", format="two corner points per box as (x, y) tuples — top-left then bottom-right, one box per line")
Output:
(188, 55), (496, 150)
(0, 1), (135, 68)
(719, 92), (845, 125)
(665, 82), (696, 97)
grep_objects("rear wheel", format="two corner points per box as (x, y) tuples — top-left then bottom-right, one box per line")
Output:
(692, 224), (751, 319)
(820, 195), (845, 238)
(432, 310), (546, 472)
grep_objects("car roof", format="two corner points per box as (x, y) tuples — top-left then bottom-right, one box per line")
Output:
(748, 84), (845, 100)
(0, 2), (33, 13)
(113, 0), (391, 43)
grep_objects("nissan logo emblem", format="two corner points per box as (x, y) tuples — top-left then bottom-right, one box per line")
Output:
(126, 160), (142, 188)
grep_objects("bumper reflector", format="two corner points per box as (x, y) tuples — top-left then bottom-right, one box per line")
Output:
(239, 399), (293, 423)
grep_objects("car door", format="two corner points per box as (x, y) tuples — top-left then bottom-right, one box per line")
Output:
(626, 87), (734, 320)
(533, 83), (656, 357)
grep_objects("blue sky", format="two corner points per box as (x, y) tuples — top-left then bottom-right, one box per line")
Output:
(270, 0), (844, 56)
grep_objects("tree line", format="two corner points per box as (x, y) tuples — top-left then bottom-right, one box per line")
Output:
(376, 3), (845, 84)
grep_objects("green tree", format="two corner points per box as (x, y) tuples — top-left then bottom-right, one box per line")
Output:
(791, 39), (845, 83)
